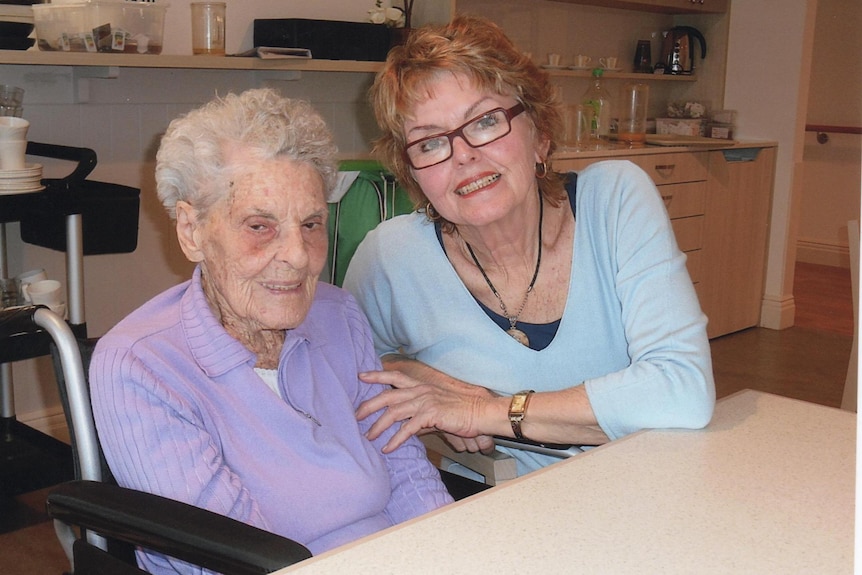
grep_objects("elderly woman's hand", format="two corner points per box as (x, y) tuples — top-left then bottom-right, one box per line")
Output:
(356, 359), (500, 454)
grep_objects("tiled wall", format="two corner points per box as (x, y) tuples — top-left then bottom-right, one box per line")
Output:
(3, 64), (379, 434)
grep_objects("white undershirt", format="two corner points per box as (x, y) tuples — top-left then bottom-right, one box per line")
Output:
(254, 367), (281, 398)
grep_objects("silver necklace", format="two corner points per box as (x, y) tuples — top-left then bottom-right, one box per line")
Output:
(465, 197), (543, 347)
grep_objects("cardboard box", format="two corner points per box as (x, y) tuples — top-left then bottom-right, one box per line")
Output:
(656, 118), (706, 137)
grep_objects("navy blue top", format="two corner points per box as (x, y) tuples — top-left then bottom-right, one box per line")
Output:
(436, 173), (577, 351)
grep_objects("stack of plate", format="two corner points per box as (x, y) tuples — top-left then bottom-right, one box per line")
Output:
(0, 163), (43, 195)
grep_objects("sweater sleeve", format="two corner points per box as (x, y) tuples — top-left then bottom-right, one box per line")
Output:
(90, 345), (269, 575)
(342, 295), (454, 520)
(580, 161), (715, 439)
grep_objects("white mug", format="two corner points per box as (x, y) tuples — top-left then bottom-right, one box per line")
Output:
(0, 116), (28, 140)
(574, 54), (592, 67)
(16, 268), (48, 303)
(0, 139), (26, 170)
(600, 56), (619, 69)
(22, 279), (63, 310)
(547, 53), (561, 67)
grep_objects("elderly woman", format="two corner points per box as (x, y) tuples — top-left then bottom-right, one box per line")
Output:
(343, 15), (715, 476)
(88, 88), (452, 574)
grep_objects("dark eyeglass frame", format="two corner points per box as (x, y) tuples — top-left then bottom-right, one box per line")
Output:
(403, 102), (527, 170)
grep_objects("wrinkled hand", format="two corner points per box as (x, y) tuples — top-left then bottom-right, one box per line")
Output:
(356, 368), (498, 454)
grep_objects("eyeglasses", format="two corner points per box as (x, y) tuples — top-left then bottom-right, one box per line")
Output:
(403, 103), (526, 170)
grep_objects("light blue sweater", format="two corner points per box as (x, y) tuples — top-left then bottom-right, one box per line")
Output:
(344, 160), (715, 474)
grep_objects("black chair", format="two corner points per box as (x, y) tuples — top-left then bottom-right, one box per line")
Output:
(0, 306), (312, 575)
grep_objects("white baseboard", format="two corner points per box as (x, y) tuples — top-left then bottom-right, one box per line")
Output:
(760, 293), (796, 331)
(796, 238), (851, 268)
(18, 407), (71, 444)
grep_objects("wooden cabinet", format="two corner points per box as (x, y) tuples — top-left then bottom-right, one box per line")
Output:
(554, 145), (774, 339)
(549, 0), (728, 14)
(699, 147), (775, 338)
(556, 150), (708, 291)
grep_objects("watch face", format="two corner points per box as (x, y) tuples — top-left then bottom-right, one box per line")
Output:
(510, 394), (528, 415)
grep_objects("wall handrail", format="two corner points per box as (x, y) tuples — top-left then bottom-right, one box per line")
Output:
(805, 124), (862, 135)
(805, 124), (862, 144)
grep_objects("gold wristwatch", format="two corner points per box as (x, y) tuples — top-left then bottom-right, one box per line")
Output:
(508, 390), (535, 440)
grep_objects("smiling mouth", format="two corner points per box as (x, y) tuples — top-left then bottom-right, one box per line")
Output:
(261, 281), (302, 293)
(456, 173), (500, 196)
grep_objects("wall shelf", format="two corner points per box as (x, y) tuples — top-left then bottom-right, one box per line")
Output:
(0, 50), (384, 72)
(0, 50), (697, 81)
(545, 69), (696, 81)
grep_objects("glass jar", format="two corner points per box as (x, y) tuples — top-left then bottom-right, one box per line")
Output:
(618, 82), (649, 145)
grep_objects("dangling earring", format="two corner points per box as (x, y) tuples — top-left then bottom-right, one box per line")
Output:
(535, 161), (549, 179)
(424, 202), (441, 222)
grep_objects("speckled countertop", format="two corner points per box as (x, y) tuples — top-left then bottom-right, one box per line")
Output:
(275, 390), (854, 575)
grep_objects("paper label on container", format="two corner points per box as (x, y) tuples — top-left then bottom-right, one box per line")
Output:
(112, 30), (126, 52)
(83, 33), (97, 52)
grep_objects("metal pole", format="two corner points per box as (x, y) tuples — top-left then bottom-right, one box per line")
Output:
(66, 213), (85, 325)
(0, 223), (13, 418)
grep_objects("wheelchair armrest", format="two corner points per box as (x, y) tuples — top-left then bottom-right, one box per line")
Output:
(47, 480), (312, 575)
(493, 436), (583, 458)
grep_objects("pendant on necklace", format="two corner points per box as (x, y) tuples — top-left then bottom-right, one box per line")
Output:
(506, 326), (530, 347)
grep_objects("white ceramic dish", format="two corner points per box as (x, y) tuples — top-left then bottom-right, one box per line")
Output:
(0, 163), (42, 177)
(0, 184), (44, 195)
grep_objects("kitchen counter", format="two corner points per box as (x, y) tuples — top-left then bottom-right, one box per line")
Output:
(553, 138), (777, 161)
(274, 390), (854, 574)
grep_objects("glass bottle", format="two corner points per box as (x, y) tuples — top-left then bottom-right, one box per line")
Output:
(580, 68), (612, 140)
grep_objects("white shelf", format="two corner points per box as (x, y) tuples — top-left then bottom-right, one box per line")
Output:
(0, 50), (384, 72)
(0, 50), (697, 81)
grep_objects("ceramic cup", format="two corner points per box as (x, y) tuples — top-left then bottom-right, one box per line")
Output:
(0, 116), (28, 170)
(547, 53), (561, 67)
(22, 279), (63, 312)
(0, 139), (27, 170)
(0, 116), (28, 140)
(16, 268), (48, 303)
(600, 56), (619, 69)
(574, 54), (592, 68)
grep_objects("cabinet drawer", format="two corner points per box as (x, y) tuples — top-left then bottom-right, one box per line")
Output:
(661, 181), (706, 219)
(629, 152), (708, 185)
(671, 215), (703, 252)
(685, 248), (702, 284)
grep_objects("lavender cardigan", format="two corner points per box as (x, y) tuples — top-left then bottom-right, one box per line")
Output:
(90, 267), (452, 574)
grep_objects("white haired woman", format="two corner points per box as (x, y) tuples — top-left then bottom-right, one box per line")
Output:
(89, 88), (452, 574)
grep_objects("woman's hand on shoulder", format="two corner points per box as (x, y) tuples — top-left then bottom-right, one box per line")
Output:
(356, 358), (501, 454)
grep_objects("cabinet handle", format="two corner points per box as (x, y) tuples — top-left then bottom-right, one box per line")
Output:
(654, 164), (676, 177)
(661, 194), (673, 207)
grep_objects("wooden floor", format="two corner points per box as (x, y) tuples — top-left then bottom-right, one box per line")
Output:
(711, 262), (854, 407)
(0, 261), (855, 575)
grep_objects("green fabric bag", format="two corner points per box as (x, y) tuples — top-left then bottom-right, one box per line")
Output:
(327, 162), (414, 286)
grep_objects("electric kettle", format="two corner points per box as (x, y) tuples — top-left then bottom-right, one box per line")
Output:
(660, 26), (706, 75)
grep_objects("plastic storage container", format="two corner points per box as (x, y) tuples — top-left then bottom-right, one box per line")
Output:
(32, 0), (168, 54)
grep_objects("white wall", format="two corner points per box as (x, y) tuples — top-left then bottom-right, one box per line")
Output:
(724, 0), (816, 331)
(797, 0), (861, 267)
(6, 0), (397, 437)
